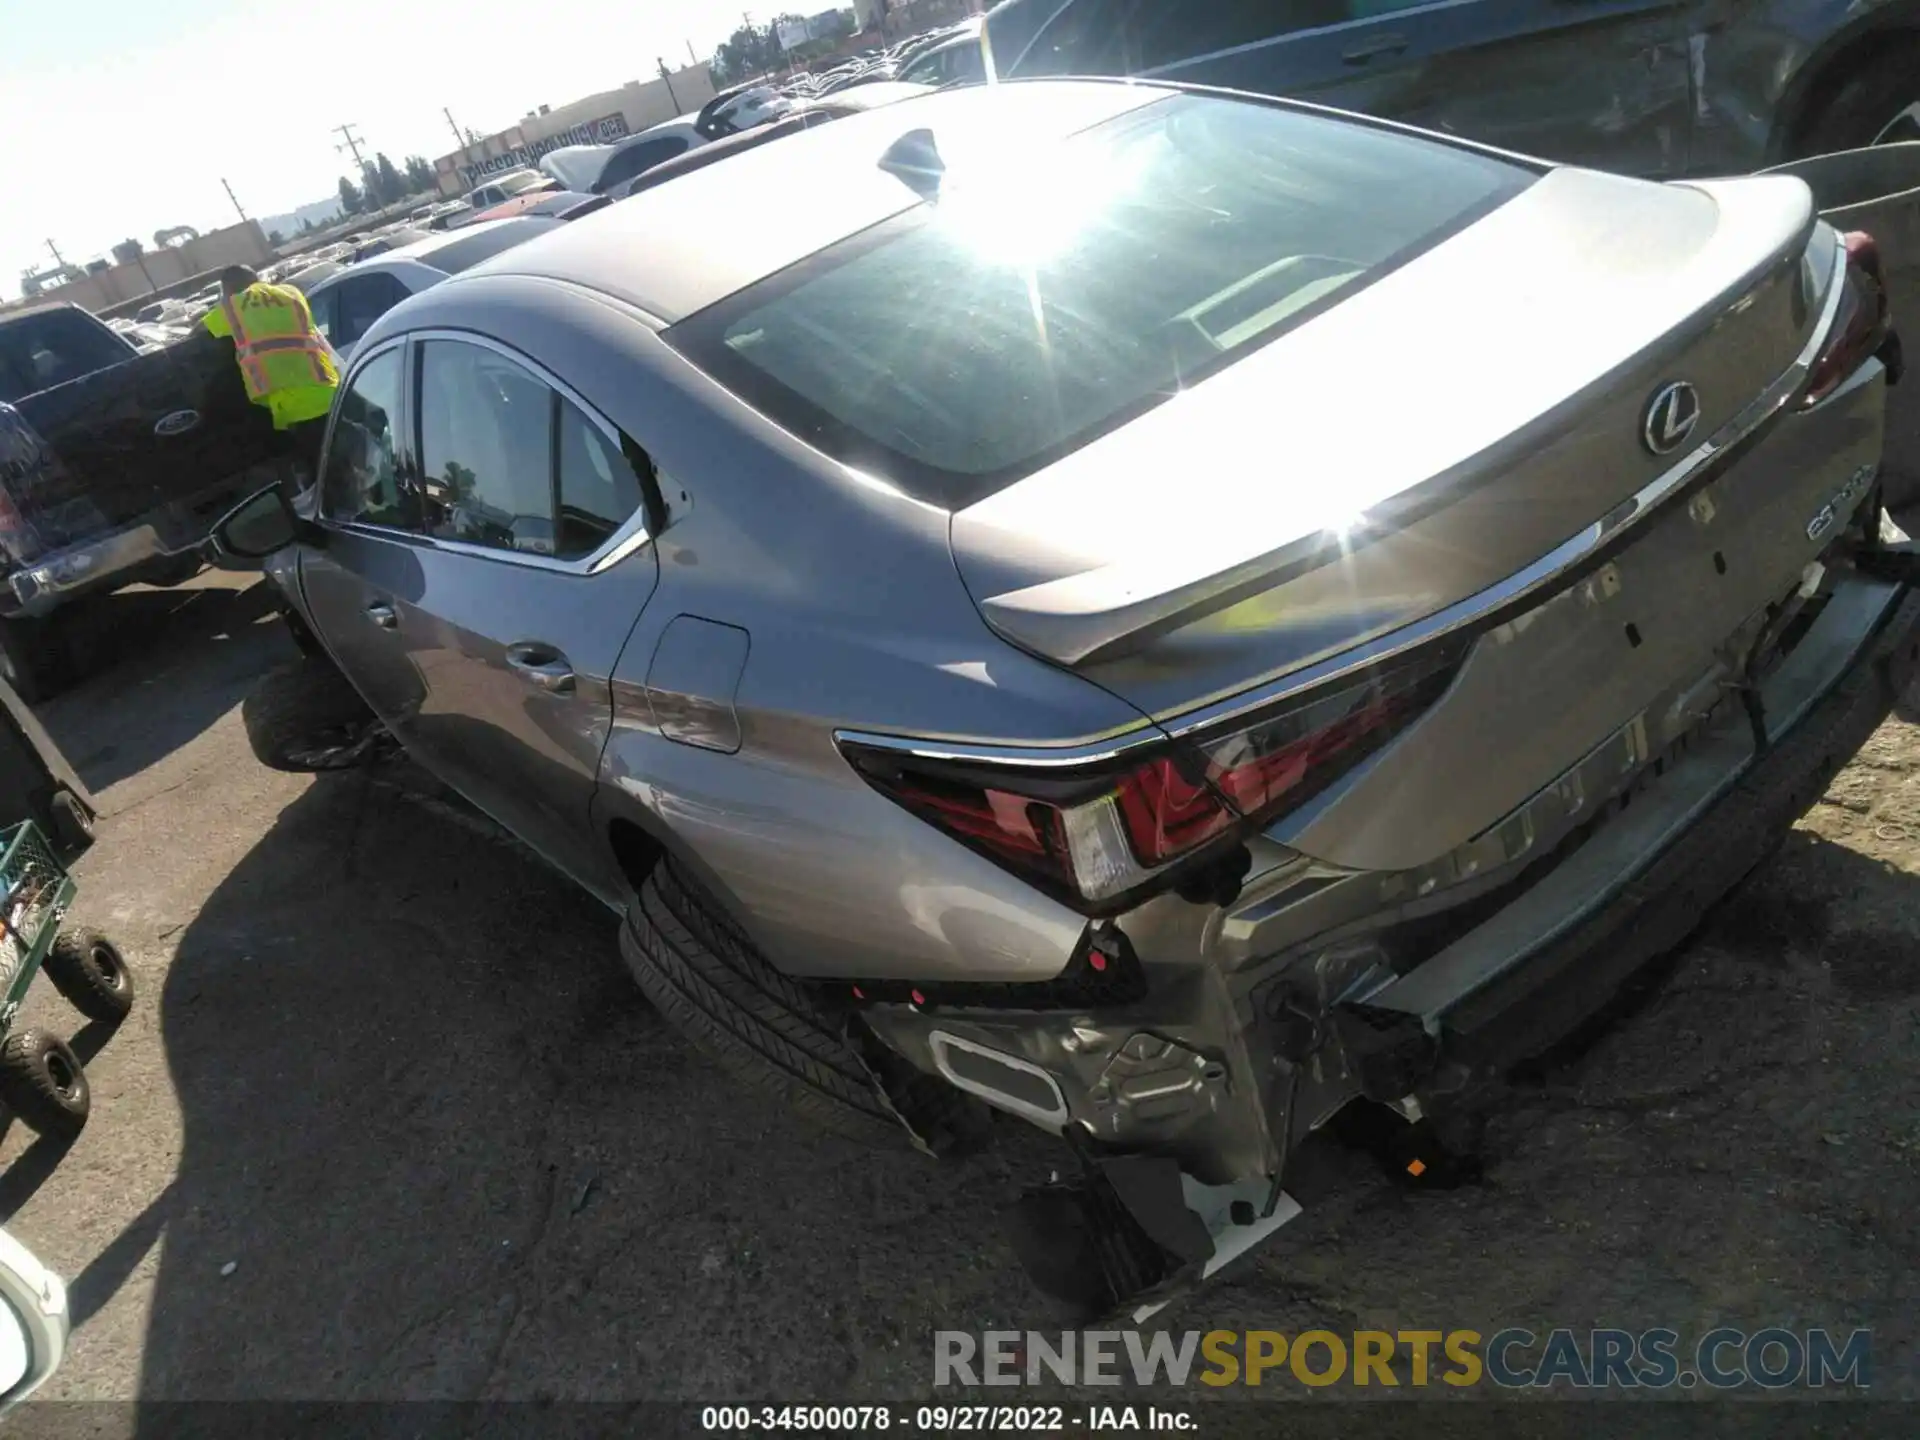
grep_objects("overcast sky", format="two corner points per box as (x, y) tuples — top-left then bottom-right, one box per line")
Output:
(2, 0), (753, 297)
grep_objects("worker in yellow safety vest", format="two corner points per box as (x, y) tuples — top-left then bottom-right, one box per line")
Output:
(202, 264), (339, 484)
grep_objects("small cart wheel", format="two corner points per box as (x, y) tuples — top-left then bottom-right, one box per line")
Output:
(0, 1029), (89, 1140)
(44, 928), (133, 1024)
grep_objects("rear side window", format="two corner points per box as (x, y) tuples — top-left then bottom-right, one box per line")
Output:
(557, 400), (645, 557)
(668, 93), (1531, 509)
(332, 274), (412, 349)
(0, 309), (130, 404)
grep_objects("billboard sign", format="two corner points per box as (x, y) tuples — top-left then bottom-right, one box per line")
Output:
(461, 113), (632, 185)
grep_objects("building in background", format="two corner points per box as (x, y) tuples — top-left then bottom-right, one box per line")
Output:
(433, 65), (718, 197)
(12, 222), (275, 314)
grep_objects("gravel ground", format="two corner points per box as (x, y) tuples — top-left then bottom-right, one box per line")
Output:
(0, 569), (1913, 1422)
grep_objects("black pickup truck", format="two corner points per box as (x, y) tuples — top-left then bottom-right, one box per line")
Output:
(0, 302), (286, 701)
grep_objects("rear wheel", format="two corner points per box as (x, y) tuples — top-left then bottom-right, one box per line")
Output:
(1795, 42), (1920, 155)
(620, 857), (990, 1153)
(242, 655), (385, 772)
(0, 1029), (89, 1140)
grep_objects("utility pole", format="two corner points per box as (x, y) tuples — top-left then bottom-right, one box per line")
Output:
(443, 107), (467, 150)
(686, 38), (698, 65)
(44, 239), (67, 270)
(221, 178), (249, 225)
(658, 59), (679, 110)
(333, 122), (367, 170)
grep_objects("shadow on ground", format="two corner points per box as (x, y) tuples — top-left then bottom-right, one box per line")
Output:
(37, 575), (284, 793)
(84, 745), (1920, 1406)
(128, 769), (1060, 1405)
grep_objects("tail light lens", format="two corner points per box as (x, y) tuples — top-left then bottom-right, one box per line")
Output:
(1803, 230), (1896, 409)
(840, 653), (1458, 916)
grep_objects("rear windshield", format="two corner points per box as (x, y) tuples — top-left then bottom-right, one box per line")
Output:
(667, 93), (1532, 509)
(0, 307), (131, 404)
(423, 219), (559, 274)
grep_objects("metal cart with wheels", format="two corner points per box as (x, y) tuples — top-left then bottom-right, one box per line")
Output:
(0, 820), (132, 1142)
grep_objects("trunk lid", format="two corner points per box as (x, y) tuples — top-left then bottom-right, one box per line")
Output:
(950, 167), (1827, 722)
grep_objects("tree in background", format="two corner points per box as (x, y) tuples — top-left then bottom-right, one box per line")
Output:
(110, 237), (144, 266)
(338, 175), (364, 215)
(374, 153), (407, 206)
(267, 229), (285, 246)
(712, 18), (789, 83)
(404, 155), (436, 193)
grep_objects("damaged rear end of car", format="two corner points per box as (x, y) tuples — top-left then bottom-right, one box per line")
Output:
(822, 128), (1908, 1312)
(658, 84), (1914, 1316)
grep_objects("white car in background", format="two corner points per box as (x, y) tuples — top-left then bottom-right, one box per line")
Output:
(0, 1228), (67, 1413)
(464, 168), (555, 211)
(537, 117), (710, 195)
(299, 217), (563, 361)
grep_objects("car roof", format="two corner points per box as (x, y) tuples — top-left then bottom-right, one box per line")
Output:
(380, 217), (556, 267)
(460, 80), (1165, 324)
(811, 80), (933, 113)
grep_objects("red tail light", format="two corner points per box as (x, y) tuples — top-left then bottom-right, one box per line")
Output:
(1803, 230), (1896, 409)
(841, 654), (1458, 915)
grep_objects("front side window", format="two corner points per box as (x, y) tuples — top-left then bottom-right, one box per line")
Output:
(669, 93), (1531, 509)
(556, 400), (644, 558)
(321, 348), (410, 527)
(416, 340), (557, 555)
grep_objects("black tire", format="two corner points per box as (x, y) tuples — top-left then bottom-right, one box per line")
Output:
(0, 1028), (89, 1140)
(242, 656), (382, 772)
(47, 789), (94, 858)
(1793, 40), (1920, 155)
(0, 614), (69, 706)
(621, 857), (990, 1151)
(44, 927), (134, 1024)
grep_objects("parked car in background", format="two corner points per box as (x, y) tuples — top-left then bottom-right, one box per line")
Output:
(218, 79), (1911, 1313)
(464, 168), (557, 211)
(899, 31), (989, 89)
(301, 217), (565, 363)
(607, 83), (933, 201)
(472, 189), (597, 223)
(0, 303), (285, 699)
(538, 118), (711, 195)
(987, 0), (1920, 174)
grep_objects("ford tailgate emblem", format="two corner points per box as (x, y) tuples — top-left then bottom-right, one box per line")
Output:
(154, 409), (201, 438)
(1642, 382), (1700, 455)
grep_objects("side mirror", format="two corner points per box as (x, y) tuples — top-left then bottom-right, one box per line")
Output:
(212, 484), (318, 562)
(0, 1228), (69, 1413)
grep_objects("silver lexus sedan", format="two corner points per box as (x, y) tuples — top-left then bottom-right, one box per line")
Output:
(217, 78), (1912, 1315)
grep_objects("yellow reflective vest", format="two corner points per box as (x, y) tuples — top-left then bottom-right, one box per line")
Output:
(202, 282), (339, 430)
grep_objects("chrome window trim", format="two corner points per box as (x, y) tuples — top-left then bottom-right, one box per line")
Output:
(838, 234), (1852, 768)
(320, 326), (653, 576)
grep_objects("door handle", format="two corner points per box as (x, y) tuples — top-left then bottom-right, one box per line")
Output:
(506, 642), (576, 694)
(365, 602), (397, 630)
(1342, 34), (1409, 64)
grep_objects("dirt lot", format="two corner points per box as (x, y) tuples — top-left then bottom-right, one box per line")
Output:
(1, 570), (1916, 1413)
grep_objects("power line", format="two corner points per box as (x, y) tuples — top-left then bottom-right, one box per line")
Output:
(333, 122), (368, 170)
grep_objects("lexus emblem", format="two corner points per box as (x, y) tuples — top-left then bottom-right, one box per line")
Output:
(1641, 382), (1700, 455)
(153, 409), (201, 438)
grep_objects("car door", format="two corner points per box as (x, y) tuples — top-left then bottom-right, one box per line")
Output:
(298, 343), (435, 733)
(391, 333), (661, 898)
(1027, 0), (1693, 177)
